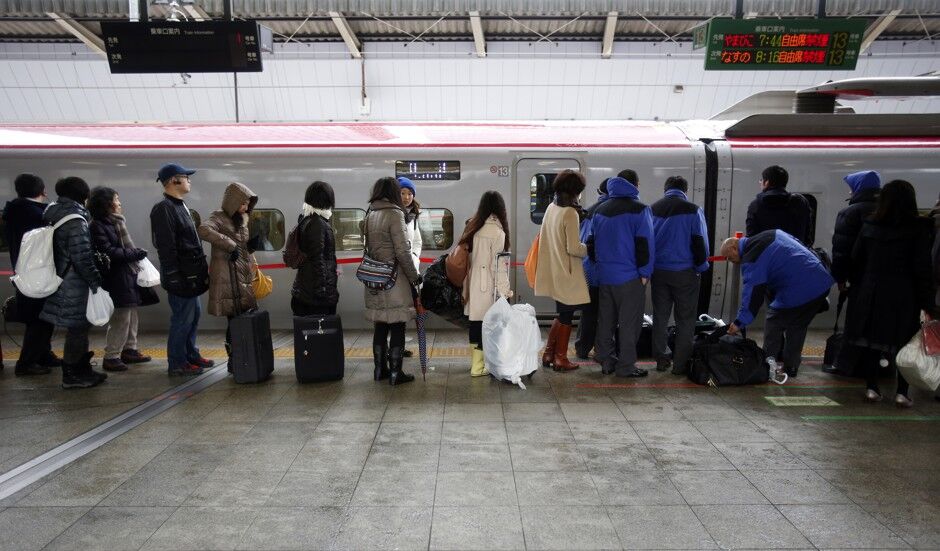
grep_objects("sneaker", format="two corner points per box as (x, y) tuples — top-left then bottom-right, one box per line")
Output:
(865, 389), (883, 402)
(189, 357), (215, 368)
(169, 363), (205, 376)
(655, 359), (672, 372)
(120, 349), (151, 364)
(895, 394), (914, 408)
(102, 358), (128, 372)
(14, 363), (51, 376)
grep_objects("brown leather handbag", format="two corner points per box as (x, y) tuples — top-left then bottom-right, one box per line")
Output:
(445, 242), (470, 288)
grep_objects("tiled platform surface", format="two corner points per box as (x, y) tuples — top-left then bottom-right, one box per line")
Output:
(0, 329), (938, 550)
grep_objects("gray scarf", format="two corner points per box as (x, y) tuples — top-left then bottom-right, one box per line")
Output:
(110, 213), (139, 274)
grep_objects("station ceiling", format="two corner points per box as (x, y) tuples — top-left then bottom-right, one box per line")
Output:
(1, 1), (939, 44)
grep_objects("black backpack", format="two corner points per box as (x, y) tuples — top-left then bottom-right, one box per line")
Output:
(688, 326), (768, 386)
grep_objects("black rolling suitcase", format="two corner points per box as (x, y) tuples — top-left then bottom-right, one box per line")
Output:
(294, 315), (344, 382)
(228, 262), (274, 384)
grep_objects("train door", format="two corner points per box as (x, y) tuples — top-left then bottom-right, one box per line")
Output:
(513, 157), (581, 317)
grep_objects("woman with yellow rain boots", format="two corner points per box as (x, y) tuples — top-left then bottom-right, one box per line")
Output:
(460, 191), (512, 377)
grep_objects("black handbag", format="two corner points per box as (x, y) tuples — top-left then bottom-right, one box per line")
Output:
(822, 291), (847, 371)
(2, 295), (23, 324)
(420, 254), (470, 329)
(689, 326), (768, 386)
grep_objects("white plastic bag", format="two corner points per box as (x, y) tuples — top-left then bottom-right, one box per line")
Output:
(86, 288), (114, 327)
(136, 257), (161, 287)
(896, 328), (940, 393)
(10, 214), (84, 298)
(482, 297), (541, 389)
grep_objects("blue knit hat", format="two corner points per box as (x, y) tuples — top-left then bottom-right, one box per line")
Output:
(397, 176), (416, 197)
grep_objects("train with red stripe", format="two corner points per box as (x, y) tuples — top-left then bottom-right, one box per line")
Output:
(2, 108), (939, 329)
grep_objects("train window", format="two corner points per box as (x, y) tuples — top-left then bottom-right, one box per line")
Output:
(530, 173), (557, 224)
(799, 193), (818, 247)
(332, 208), (366, 251)
(249, 209), (286, 251)
(416, 208), (454, 250)
(0, 219), (7, 252)
(188, 209), (201, 227)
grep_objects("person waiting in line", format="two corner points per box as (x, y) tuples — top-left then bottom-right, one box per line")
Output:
(2, 174), (62, 376)
(535, 169), (590, 372)
(843, 180), (936, 407)
(825, 170), (881, 376)
(398, 176), (422, 358)
(650, 176), (710, 375)
(721, 230), (833, 378)
(363, 177), (422, 385)
(89, 187), (154, 372)
(586, 175), (654, 378)
(575, 178), (611, 360)
(290, 181), (339, 317)
(197, 182), (259, 364)
(618, 169), (639, 188)
(40, 177), (107, 389)
(746, 165), (814, 246)
(150, 164), (214, 376)
(460, 191), (512, 377)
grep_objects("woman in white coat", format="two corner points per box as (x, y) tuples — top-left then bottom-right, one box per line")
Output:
(398, 177), (423, 358)
(460, 191), (512, 376)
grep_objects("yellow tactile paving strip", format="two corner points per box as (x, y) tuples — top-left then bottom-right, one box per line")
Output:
(1, 344), (825, 360)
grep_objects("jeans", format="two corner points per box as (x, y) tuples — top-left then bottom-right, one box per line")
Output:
(167, 293), (202, 369)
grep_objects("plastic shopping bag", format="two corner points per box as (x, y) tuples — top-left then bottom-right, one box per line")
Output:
(86, 288), (114, 327)
(136, 258), (161, 287)
(482, 297), (541, 389)
(896, 327), (940, 393)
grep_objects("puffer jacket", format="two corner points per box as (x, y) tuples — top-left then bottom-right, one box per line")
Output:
(831, 172), (880, 284)
(39, 198), (102, 328)
(291, 213), (339, 308)
(932, 205), (940, 304)
(90, 216), (144, 308)
(745, 187), (814, 246)
(197, 183), (259, 317)
(362, 199), (420, 323)
(3, 197), (46, 266)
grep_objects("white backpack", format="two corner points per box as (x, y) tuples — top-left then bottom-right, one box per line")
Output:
(11, 214), (85, 298)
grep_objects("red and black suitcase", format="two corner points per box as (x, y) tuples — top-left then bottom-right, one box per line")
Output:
(293, 315), (344, 382)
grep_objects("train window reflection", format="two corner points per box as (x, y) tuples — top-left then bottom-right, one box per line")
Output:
(332, 208), (366, 251)
(249, 209), (286, 251)
(530, 173), (557, 224)
(416, 208), (454, 250)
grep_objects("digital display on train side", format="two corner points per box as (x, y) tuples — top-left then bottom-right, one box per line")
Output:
(703, 18), (866, 70)
(395, 161), (461, 180)
(101, 21), (263, 73)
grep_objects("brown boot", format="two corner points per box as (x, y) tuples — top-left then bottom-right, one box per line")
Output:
(553, 323), (579, 372)
(542, 319), (561, 368)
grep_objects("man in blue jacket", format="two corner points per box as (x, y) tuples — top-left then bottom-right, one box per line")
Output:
(575, 178), (610, 359)
(586, 176), (654, 377)
(721, 230), (833, 377)
(650, 176), (709, 374)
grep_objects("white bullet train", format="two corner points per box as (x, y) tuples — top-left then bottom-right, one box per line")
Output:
(2, 79), (939, 329)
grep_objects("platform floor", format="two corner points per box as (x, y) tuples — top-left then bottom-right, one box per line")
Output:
(0, 329), (938, 550)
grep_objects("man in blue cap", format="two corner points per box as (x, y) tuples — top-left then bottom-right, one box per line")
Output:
(825, 170), (881, 375)
(150, 163), (213, 376)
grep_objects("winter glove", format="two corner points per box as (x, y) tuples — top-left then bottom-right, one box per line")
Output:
(134, 248), (148, 261)
(229, 249), (240, 262)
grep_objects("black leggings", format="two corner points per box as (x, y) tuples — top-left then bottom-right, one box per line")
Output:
(469, 321), (483, 346)
(556, 301), (581, 325)
(373, 322), (405, 349)
(866, 357), (910, 397)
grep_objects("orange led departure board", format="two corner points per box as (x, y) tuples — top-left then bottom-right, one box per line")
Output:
(701, 18), (866, 70)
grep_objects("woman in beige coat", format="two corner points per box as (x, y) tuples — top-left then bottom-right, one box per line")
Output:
(461, 191), (512, 376)
(362, 177), (422, 385)
(534, 169), (590, 371)
(197, 182), (259, 360)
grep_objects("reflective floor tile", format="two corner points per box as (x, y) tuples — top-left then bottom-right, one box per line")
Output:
(502, 402), (565, 422)
(290, 443), (371, 472)
(510, 442), (586, 472)
(101, 465), (211, 506)
(741, 469), (852, 505)
(332, 506), (432, 550)
(217, 443), (303, 472)
(646, 441), (734, 471)
(631, 420), (708, 445)
(862, 499), (940, 549)
(363, 443), (439, 471)
(308, 422), (379, 446)
(669, 470), (769, 505)
(567, 421), (641, 444)
(520, 506), (620, 550)
(691, 419), (775, 443)
(438, 444), (512, 472)
(236, 506), (343, 550)
(351, 470), (436, 506)
(779, 504), (911, 549)
(44, 506), (174, 551)
(441, 421), (508, 444)
(140, 506), (259, 550)
(515, 471), (601, 505)
(186, 471), (284, 507)
(714, 442), (809, 470)
(442, 402), (504, 421)
(374, 422), (443, 445)
(577, 443), (658, 472)
(591, 470), (686, 506)
(0, 506), (90, 551)
(693, 504), (812, 549)
(608, 505), (718, 550)
(430, 506), (525, 551)
(267, 471), (359, 507)
(434, 471), (518, 506)
(505, 422), (575, 444)
(559, 402), (626, 422)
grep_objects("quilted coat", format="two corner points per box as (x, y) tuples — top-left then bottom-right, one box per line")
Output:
(39, 198), (102, 328)
(362, 199), (420, 323)
(291, 213), (339, 308)
(197, 183), (259, 317)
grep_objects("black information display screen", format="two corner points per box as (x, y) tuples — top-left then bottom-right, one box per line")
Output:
(101, 21), (263, 73)
(395, 161), (461, 181)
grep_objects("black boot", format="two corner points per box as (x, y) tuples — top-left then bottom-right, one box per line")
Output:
(373, 344), (389, 381)
(80, 351), (108, 384)
(388, 346), (414, 386)
(61, 361), (101, 389)
(14, 363), (51, 376)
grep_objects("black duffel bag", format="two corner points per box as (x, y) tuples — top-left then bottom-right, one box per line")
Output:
(420, 254), (471, 329)
(688, 325), (768, 386)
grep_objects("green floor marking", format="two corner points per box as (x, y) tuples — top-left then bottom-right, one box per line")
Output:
(801, 415), (940, 421)
(765, 396), (840, 407)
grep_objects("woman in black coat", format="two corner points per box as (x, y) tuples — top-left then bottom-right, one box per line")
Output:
(290, 181), (339, 316)
(89, 187), (152, 372)
(844, 180), (937, 407)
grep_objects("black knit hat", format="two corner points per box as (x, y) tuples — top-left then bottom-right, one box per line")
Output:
(14, 173), (44, 198)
